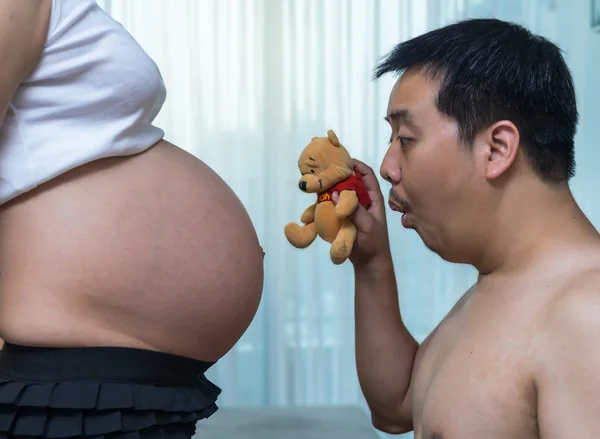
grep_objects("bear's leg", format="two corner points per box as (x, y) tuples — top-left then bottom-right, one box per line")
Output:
(301, 204), (316, 224)
(284, 221), (318, 248)
(330, 218), (357, 265)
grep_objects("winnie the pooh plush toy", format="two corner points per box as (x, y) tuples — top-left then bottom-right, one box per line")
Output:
(284, 129), (371, 265)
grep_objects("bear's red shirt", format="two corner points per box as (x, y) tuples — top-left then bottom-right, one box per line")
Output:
(317, 172), (371, 208)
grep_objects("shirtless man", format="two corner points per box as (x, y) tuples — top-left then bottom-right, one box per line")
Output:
(345, 18), (600, 438)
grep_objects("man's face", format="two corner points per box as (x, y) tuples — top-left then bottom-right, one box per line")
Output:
(380, 69), (483, 261)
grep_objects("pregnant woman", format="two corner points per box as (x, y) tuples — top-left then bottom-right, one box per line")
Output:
(0, 1), (264, 438)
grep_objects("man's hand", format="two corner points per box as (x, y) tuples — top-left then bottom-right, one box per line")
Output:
(332, 162), (416, 434)
(332, 159), (392, 269)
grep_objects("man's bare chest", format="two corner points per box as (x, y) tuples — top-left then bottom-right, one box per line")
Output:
(411, 294), (540, 439)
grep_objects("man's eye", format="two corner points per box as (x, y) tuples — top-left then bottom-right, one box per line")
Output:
(398, 137), (414, 148)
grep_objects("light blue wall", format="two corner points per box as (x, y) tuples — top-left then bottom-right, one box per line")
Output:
(561, 0), (600, 228)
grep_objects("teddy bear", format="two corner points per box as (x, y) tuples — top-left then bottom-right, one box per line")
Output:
(284, 129), (371, 265)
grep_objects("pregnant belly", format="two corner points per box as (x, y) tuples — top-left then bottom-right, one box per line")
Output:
(0, 140), (264, 361)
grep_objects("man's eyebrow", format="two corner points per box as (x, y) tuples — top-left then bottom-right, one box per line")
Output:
(385, 109), (418, 143)
(384, 109), (413, 125)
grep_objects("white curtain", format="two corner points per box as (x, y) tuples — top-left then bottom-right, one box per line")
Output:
(97, 0), (599, 437)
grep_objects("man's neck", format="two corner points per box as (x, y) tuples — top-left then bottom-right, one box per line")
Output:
(474, 179), (600, 276)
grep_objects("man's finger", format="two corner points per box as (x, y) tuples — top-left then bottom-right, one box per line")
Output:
(352, 159), (375, 177)
(352, 159), (383, 193)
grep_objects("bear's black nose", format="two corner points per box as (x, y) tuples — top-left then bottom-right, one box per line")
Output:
(299, 181), (307, 191)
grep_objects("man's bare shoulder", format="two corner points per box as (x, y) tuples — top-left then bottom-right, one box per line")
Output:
(544, 265), (600, 317)
(533, 268), (600, 437)
(537, 265), (600, 341)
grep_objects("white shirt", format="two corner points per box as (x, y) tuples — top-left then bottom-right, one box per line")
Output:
(0, 0), (166, 205)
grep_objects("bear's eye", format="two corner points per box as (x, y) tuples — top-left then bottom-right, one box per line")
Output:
(310, 169), (315, 174)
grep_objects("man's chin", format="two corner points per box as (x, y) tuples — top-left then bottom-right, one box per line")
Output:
(421, 237), (464, 264)
(411, 226), (443, 257)
(405, 221), (466, 263)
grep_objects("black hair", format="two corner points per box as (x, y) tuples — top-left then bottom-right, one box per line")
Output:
(374, 18), (578, 182)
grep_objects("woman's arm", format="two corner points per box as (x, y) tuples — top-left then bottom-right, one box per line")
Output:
(0, 0), (52, 124)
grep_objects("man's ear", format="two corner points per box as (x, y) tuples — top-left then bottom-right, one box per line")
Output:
(480, 120), (520, 180)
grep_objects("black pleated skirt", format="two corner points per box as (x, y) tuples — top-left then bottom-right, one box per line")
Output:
(0, 342), (221, 439)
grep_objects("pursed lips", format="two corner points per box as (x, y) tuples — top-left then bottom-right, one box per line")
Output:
(388, 191), (408, 213)
(388, 198), (404, 212)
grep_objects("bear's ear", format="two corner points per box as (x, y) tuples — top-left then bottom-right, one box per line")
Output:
(327, 130), (340, 147)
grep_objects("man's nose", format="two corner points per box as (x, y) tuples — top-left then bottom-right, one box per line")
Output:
(380, 151), (402, 184)
(299, 181), (307, 191)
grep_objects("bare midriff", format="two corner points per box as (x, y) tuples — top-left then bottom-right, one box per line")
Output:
(0, 140), (264, 362)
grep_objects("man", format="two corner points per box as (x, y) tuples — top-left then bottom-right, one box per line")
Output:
(338, 18), (600, 438)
